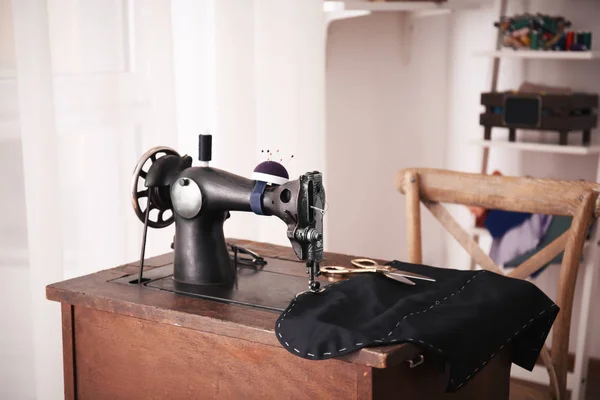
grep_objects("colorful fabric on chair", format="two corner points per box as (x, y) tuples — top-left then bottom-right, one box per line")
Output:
(489, 213), (553, 266)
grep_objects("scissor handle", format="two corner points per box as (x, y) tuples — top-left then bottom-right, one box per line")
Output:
(351, 259), (379, 268)
(320, 265), (375, 275)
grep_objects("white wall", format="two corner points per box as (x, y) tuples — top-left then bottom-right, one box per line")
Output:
(325, 13), (449, 265)
(444, 2), (527, 272)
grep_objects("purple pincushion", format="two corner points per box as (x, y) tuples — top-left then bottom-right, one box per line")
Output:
(252, 161), (289, 185)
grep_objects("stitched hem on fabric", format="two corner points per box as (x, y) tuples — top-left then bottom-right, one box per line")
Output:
(278, 271), (485, 358)
(275, 271), (557, 391)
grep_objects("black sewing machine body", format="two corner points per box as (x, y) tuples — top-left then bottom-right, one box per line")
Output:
(168, 165), (324, 287)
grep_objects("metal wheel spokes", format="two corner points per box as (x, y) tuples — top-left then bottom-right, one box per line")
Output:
(157, 208), (173, 225)
(131, 146), (179, 228)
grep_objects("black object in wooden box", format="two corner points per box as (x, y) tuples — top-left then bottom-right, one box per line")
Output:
(480, 92), (598, 145)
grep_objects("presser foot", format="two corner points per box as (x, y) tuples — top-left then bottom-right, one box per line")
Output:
(306, 261), (323, 293)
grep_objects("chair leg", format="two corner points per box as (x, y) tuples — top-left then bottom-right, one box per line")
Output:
(571, 228), (600, 400)
(404, 171), (422, 264)
(552, 191), (598, 400)
(540, 347), (560, 400)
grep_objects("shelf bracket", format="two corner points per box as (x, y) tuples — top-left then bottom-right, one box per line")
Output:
(398, 12), (414, 66)
(324, 1), (371, 29)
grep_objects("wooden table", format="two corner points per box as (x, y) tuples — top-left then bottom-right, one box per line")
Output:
(47, 240), (511, 400)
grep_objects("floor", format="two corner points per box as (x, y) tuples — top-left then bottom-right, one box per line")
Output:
(510, 359), (600, 400)
(511, 379), (550, 400)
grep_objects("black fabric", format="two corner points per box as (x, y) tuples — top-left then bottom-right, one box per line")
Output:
(275, 261), (558, 392)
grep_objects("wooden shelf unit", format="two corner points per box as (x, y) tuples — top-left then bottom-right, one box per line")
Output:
(473, 2), (600, 399)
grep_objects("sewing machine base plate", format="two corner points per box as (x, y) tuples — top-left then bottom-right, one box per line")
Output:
(110, 260), (324, 312)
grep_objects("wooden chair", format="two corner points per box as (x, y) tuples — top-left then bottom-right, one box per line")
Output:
(395, 168), (600, 400)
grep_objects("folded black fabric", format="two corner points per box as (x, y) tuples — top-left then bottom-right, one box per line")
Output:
(275, 261), (558, 392)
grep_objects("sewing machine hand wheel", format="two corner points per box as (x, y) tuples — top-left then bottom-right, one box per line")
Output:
(131, 146), (179, 229)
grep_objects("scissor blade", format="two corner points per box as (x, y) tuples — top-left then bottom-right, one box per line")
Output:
(384, 273), (415, 286)
(391, 270), (436, 282)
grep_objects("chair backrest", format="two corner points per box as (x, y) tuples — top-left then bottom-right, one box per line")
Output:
(396, 168), (600, 400)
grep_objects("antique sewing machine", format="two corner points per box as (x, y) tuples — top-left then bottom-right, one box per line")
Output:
(46, 135), (513, 399)
(119, 134), (326, 310)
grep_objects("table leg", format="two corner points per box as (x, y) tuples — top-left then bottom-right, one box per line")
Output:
(61, 304), (77, 400)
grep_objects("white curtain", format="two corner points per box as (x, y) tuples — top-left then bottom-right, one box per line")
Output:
(3, 1), (180, 398)
(172, 0), (326, 245)
(1, 1), (324, 399)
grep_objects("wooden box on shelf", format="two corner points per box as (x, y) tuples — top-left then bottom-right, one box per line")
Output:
(480, 91), (598, 145)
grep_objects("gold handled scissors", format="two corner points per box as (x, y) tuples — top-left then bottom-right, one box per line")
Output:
(320, 259), (436, 286)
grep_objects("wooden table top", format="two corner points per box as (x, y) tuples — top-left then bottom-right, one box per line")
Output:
(46, 239), (420, 369)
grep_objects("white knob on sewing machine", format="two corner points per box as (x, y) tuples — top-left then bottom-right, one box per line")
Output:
(171, 177), (203, 219)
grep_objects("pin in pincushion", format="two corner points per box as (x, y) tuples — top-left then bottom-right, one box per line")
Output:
(252, 161), (289, 185)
